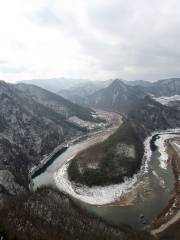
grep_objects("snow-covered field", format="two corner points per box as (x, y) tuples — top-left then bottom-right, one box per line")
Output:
(54, 160), (139, 205)
(68, 116), (107, 130)
(68, 111), (114, 131)
(153, 95), (180, 105)
(54, 129), (180, 205)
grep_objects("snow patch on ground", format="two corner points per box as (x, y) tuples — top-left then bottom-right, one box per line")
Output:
(54, 129), (180, 205)
(155, 135), (169, 169)
(54, 160), (138, 205)
(144, 128), (180, 170)
(68, 114), (111, 131)
(143, 135), (153, 172)
(174, 142), (180, 149)
(153, 95), (180, 105)
(54, 135), (152, 205)
(154, 130), (180, 169)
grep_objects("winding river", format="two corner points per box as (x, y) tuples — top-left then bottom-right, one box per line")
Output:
(32, 113), (180, 230)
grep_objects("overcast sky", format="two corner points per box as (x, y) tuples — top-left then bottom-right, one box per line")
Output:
(0, 0), (180, 82)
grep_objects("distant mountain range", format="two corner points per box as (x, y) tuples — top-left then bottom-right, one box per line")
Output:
(57, 77), (180, 102)
(123, 79), (153, 87)
(19, 78), (90, 93)
(82, 80), (145, 113)
(19, 77), (180, 101)
(15, 83), (95, 122)
(67, 78), (180, 188)
(70, 78), (180, 134)
(130, 78), (180, 96)
(58, 79), (113, 104)
(1, 78), (180, 190)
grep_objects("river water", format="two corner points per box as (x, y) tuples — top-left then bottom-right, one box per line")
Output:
(79, 148), (174, 229)
(33, 124), (119, 190)
(32, 126), (179, 230)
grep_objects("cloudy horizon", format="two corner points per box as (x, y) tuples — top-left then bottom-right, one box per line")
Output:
(0, 0), (180, 82)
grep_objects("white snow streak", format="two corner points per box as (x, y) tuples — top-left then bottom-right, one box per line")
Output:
(54, 129), (180, 205)
(154, 95), (180, 105)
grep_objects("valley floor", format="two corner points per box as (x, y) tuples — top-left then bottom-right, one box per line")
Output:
(54, 128), (180, 234)
(32, 106), (180, 236)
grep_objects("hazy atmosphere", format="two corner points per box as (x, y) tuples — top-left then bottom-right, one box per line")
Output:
(0, 0), (180, 82)
(0, 1), (180, 239)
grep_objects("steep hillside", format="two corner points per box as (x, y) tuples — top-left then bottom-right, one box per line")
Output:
(128, 95), (180, 134)
(127, 78), (180, 112)
(66, 78), (180, 110)
(142, 78), (180, 97)
(1, 79), (179, 240)
(15, 83), (95, 122)
(0, 187), (154, 240)
(67, 80), (180, 187)
(0, 81), (95, 190)
(124, 78), (180, 96)
(0, 81), (154, 240)
(80, 79), (180, 132)
(83, 80), (146, 113)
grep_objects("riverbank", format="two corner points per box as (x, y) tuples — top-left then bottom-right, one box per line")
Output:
(32, 111), (122, 190)
(100, 135), (180, 233)
(54, 130), (176, 206)
(53, 129), (180, 231)
(31, 145), (68, 179)
(31, 113), (180, 233)
(29, 111), (121, 180)
(150, 138), (180, 237)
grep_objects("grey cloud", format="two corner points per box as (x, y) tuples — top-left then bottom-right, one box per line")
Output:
(29, 7), (62, 26)
(77, 0), (180, 80)
(2, 0), (180, 81)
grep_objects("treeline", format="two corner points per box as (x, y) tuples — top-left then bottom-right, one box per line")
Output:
(0, 187), (154, 240)
(68, 121), (144, 186)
